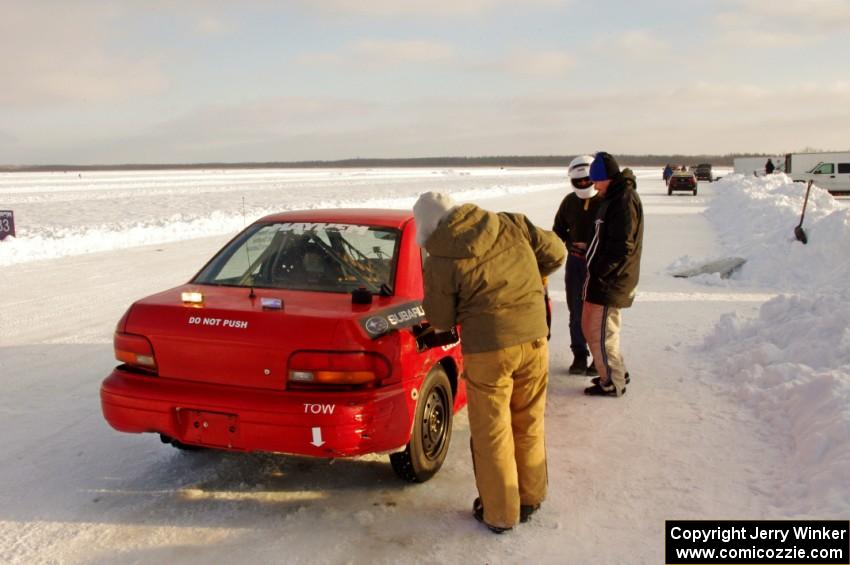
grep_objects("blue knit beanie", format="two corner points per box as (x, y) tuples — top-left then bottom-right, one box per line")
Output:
(589, 152), (620, 181)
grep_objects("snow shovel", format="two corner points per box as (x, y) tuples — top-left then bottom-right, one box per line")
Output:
(794, 180), (813, 244)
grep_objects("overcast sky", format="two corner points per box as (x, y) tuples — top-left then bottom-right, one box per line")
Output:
(2, 0), (849, 164)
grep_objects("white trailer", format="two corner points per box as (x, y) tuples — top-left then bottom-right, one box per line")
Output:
(784, 152), (850, 174)
(732, 156), (783, 176)
(785, 152), (850, 195)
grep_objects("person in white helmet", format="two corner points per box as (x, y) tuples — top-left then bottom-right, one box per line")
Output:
(553, 155), (602, 375)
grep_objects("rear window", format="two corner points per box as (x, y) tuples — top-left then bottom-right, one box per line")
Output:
(194, 222), (400, 294)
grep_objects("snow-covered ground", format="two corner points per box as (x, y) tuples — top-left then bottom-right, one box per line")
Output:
(1, 167), (848, 564)
(0, 168), (562, 266)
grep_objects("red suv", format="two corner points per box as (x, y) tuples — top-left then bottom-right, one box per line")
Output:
(100, 209), (466, 482)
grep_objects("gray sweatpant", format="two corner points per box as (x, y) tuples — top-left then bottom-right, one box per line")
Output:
(581, 302), (627, 394)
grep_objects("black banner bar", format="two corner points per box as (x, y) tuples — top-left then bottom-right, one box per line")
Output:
(666, 520), (849, 564)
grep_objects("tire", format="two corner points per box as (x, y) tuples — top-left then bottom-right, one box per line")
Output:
(693, 187), (698, 196)
(390, 365), (453, 482)
(668, 187), (673, 195)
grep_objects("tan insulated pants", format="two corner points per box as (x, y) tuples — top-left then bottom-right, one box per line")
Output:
(463, 338), (549, 528)
(581, 301), (627, 394)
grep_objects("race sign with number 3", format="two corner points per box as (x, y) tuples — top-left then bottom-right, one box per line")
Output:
(0, 210), (15, 240)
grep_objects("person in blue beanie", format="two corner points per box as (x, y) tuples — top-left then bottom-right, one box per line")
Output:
(581, 152), (644, 397)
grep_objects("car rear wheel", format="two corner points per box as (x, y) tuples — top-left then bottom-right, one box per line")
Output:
(693, 187), (698, 196)
(668, 186), (673, 195)
(390, 365), (453, 482)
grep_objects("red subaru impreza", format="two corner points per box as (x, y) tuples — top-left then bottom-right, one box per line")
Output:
(101, 209), (466, 482)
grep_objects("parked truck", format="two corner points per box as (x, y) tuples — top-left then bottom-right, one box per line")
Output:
(784, 152), (850, 195)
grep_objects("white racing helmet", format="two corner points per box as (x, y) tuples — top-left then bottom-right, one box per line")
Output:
(568, 155), (597, 199)
(568, 155), (593, 179)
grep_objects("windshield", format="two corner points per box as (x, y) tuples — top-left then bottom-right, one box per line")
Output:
(194, 222), (400, 294)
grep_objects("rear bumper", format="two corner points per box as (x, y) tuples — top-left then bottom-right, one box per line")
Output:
(100, 368), (414, 457)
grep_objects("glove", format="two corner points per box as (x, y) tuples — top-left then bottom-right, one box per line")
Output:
(569, 243), (587, 256)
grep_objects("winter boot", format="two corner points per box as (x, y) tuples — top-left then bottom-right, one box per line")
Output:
(520, 503), (540, 523)
(591, 371), (630, 386)
(584, 380), (625, 397)
(568, 354), (588, 375)
(473, 498), (512, 534)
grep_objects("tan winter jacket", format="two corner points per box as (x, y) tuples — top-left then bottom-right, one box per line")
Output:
(422, 204), (566, 354)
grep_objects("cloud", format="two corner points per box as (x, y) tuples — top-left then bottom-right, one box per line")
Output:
(712, 28), (811, 48)
(714, 0), (850, 40)
(0, 130), (18, 144)
(59, 80), (849, 163)
(481, 50), (576, 77)
(299, 41), (574, 78)
(194, 16), (233, 36)
(370, 82), (850, 156)
(290, 0), (566, 18)
(737, 0), (850, 28)
(591, 29), (671, 60)
(139, 97), (379, 147)
(0, 4), (167, 107)
(296, 39), (456, 69)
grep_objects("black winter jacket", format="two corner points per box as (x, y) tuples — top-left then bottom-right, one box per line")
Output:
(552, 192), (602, 254)
(583, 169), (643, 308)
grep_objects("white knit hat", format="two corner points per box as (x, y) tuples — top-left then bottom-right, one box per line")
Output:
(413, 191), (457, 247)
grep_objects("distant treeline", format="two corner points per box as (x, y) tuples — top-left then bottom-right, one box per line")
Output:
(0, 153), (778, 172)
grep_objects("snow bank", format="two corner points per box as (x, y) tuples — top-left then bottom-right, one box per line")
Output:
(702, 294), (850, 516)
(696, 173), (850, 516)
(703, 173), (850, 292)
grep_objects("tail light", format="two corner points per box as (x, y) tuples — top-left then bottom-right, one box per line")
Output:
(288, 351), (391, 388)
(114, 332), (158, 374)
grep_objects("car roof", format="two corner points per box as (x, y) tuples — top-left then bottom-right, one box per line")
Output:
(256, 208), (414, 229)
